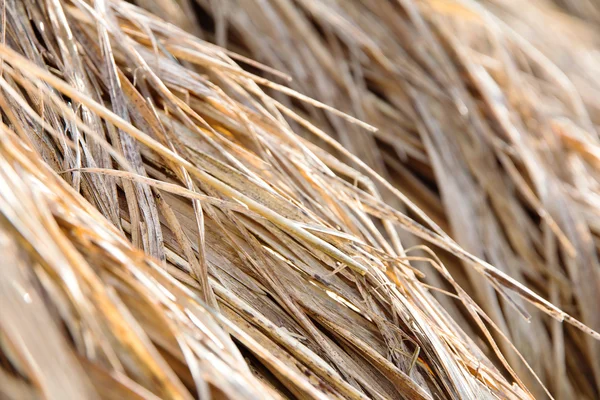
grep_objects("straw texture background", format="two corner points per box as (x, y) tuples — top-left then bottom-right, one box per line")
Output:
(1, 1), (599, 399)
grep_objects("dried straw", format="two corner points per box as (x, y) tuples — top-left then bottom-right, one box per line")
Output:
(0, 1), (598, 399)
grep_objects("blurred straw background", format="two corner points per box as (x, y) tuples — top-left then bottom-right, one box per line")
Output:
(1, 0), (599, 399)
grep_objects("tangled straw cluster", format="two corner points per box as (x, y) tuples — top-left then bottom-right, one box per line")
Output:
(1, 1), (599, 399)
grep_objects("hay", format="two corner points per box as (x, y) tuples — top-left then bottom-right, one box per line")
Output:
(0, 1), (598, 399)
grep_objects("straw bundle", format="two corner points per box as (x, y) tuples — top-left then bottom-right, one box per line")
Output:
(0, 1), (598, 400)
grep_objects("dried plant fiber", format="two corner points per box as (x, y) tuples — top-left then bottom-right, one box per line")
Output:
(0, 1), (599, 400)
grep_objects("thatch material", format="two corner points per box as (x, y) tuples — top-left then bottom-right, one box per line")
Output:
(0, 1), (598, 400)
(139, 0), (600, 398)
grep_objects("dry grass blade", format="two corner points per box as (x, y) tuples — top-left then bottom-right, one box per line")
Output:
(0, 1), (599, 400)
